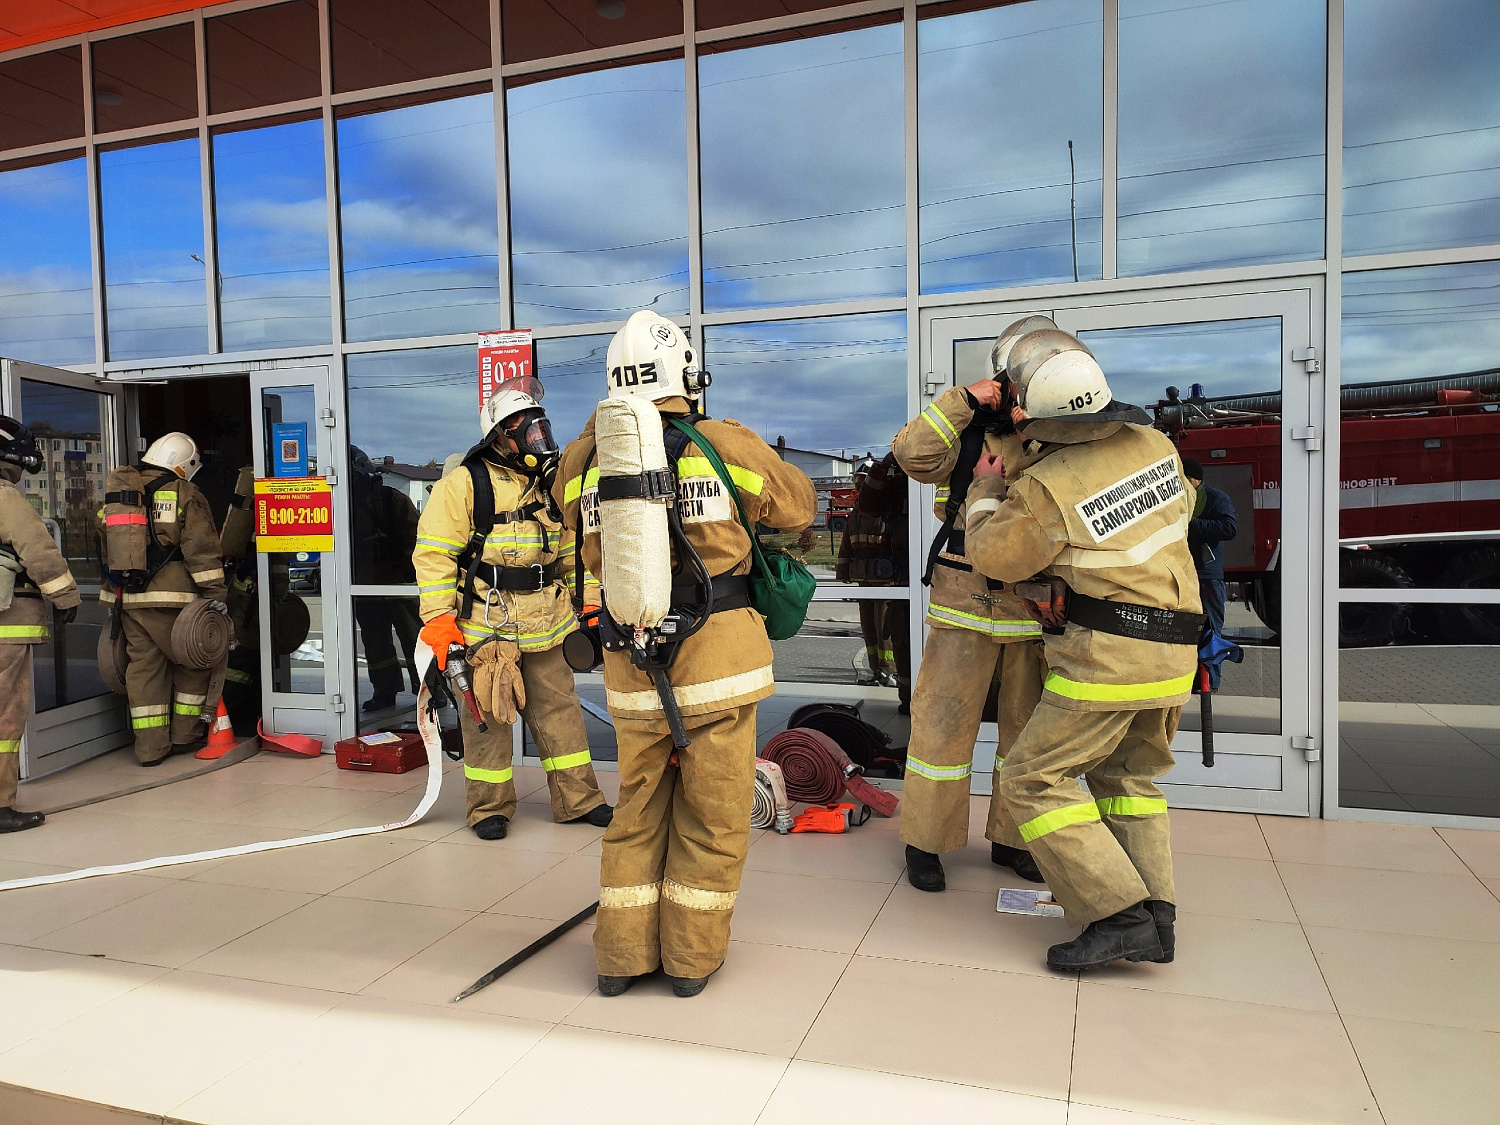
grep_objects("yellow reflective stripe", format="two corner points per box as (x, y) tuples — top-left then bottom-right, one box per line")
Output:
(925, 604), (1041, 637)
(464, 764), (514, 785)
(130, 704), (170, 716)
(459, 615), (575, 651)
(132, 715), (171, 729)
(1043, 670), (1195, 703)
(676, 457), (765, 496)
(175, 692), (207, 705)
(905, 754), (971, 782)
(0, 625), (48, 639)
(600, 882), (660, 909)
(121, 591), (196, 605)
(416, 536), (463, 554)
(936, 486), (950, 502)
(190, 567), (224, 584)
(1096, 796), (1168, 817)
(1018, 801), (1100, 842)
(0, 739), (20, 754)
(661, 878), (737, 911)
(37, 573), (74, 595)
(564, 466), (602, 505)
(173, 703), (203, 716)
(540, 750), (593, 772)
(921, 405), (957, 448)
(417, 580), (457, 593)
(605, 664), (773, 713)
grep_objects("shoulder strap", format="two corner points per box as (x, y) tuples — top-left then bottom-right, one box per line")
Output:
(572, 447), (597, 610)
(666, 418), (770, 581)
(921, 417), (988, 586)
(458, 458), (493, 620)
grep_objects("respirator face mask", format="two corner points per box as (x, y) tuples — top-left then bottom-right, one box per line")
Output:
(498, 407), (560, 473)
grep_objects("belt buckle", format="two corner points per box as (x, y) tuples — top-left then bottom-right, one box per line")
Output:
(528, 562), (545, 591)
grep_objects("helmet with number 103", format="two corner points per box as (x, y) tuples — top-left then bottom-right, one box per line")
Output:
(142, 432), (202, 479)
(604, 310), (711, 404)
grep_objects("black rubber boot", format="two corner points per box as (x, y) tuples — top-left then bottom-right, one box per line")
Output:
(0, 807), (44, 834)
(1046, 902), (1165, 971)
(597, 974), (640, 997)
(172, 738), (207, 756)
(669, 968), (718, 998)
(472, 814), (509, 840)
(904, 845), (946, 892)
(1146, 900), (1176, 963)
(991, 842), (1045, 883)
(139, 753), (172, 768)
(567, 804), (614, 828)
(362, 694), (396, 712)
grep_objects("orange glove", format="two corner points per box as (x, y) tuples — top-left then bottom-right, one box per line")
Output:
(791, 804), (854, 834)
(420, 614), (464, 670)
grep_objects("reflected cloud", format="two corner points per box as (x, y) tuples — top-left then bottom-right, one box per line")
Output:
(1343, 262), (1500, 386)
(1080, 318), (1282, 405)
(0, 155), (93, 366)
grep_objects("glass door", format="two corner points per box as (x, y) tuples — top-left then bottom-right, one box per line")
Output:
(925, 286), (1321, 815)
(0, 358), (130, 778)
(249, 365), (349, 747)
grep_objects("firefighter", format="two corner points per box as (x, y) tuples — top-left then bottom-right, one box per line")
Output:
(350, 447), (423, 712)
(556, 310), (816, 998)
(415, 380), (611, 840)
(101, 433), (229, 766)
(892, 316), (1056, 893)
(0, 417), (80, 832)
(837, 453), (911, 706)
(965, 331), (1203, 970)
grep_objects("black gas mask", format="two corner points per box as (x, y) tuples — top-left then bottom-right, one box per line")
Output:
(494, 407), (560, 475)
(0, 416), (42, 475)
(974, 377), (1017, 435)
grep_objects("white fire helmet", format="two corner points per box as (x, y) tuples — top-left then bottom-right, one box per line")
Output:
(605, 311), (710, 403)
(989, 314), (1056, 380)
(142, 432), (202, 480)
(1011, 332), (1114, 420)
(479, 376), (544, 441)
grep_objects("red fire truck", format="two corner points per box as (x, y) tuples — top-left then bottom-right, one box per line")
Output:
(1155, 370), (1500, 647)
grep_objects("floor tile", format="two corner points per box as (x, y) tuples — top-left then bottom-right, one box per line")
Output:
(0, 1083), (161, 1124)
(334, 841), (566, 911)
(182, 835), (423, 895)
(1342, 1015), (1500, 1125)
(0, 811), (274, 870)
(316, 786), (468, 841)
(1170, 853), (1296, 922)
(1085, 911), (1334, 1012)
(1167, 809), (1270, 861)
(362, 913), (599, 1023)
(0, 945), (166, 1056)
(798, 955), (1076, 1100)
(856, 883), (1076, 979)
(453, 1025), (788, 1125)
(0, 970), (339, 1114)
(936, 838), (1047, 894)
(758, 1060), (1068, 1125)
(186, 895), (473, 993)
(488, 853), (602, 921)
(1258, 815), (1467, 873)
(1070, 984), (1378, 1125)
(204, 784), (393, 830)
(565, 940), (850, 1056)
(0, 873), (172, 945)
(745, 825), (906, 883)
(32, 880), (314, 968)
(442, 800), (605, 854)
(1305, 926), (1500, 1032)
(1277, 862), (1500, 941)
(1066, 1106), (1222, 1125)
(730, 869), (894, 953)
(1437, 826), (1500, 879)
(175, 995), (551, 1125)
(299, 765), (431, 794)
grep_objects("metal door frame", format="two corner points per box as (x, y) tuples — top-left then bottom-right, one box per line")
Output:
(919, 275), (1325, 816)
(0, 357), (131, 779)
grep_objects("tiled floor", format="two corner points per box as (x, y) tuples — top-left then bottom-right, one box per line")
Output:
(1, 754), (1497, 1125)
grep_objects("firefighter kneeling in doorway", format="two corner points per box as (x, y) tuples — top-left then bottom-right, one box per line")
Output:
(101, 433), (228, 766)
(965, 331), (1203, 970)
(0, 417), (81, 832)
(415, 378), (611, 841)
(557, 310), (815, 998)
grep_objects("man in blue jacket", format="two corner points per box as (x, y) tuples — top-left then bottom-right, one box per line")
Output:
(1182, 459), (1238, 688)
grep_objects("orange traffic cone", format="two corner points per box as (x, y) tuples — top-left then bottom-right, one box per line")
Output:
(196, 699), (238, 760)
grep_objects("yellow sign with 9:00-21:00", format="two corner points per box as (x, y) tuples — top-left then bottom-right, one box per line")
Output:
(254, 477), (334, 553)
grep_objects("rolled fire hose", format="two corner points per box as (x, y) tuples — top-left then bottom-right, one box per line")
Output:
(272, 594), (311, 656)
(751, 758), (794, 834)
(96, 619), (129, 695)
(0, 642), (445, 894)
(785, 702), (897, 771)
(762, 727), (901, 818)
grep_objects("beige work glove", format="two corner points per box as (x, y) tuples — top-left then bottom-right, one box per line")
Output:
(469, 639), (526, 725)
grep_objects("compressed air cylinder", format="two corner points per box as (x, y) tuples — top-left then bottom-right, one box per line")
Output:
(219, 465), (256, 563)
(595, 396), (673, 629)
(102, 464), (150, 575)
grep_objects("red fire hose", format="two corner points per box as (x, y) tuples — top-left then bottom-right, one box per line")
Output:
(762, 728), (900, 818)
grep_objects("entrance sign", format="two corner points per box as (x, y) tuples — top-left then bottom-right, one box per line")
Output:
(479, 329), (534, 407)
(254, 476), (334, 552)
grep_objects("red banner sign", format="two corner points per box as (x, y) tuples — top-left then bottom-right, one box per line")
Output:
(254, 477), (334, 553)
(478, 329), (534, 407)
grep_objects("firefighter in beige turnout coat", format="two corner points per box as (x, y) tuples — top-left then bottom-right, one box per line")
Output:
(965, 333), (1203, 970)
(0, 417), (81, 832)
(557, 311), (816, 997)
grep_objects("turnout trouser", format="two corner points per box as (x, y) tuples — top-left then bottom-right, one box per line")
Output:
(459, 644), (605, 826)
(355, 598), (422, 699)
(998, 698), (1179, 927)
(0, 645), (30, 807)
(596, 703), (757, 980)
(122, 606), (212, 763)
(899, 627), (1045, 854)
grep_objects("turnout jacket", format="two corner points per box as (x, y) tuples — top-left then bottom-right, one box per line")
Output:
(0, 464), (81, 644)
(100, 474), (227, 610)
(892, 386), (1041, 642)
(415, 457), (583, 653)
(555, 404), (817, 721)
(964, 419), (1201, 712)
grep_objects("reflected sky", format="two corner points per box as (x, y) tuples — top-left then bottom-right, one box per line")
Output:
(214, 118), (331, 351)
(101, 137), (208, 361)
(1344, 0), (1500, 256)
(704, 312), (906, 457)
(536, 334), (613, 447)
(338, 93), (500, 343)
(347, 345), (476, 468)
(508, 61), (688, 328)
(1342, 262), (1500, 387)
(700, 24), (904, 311)
(918, 0), (1103, 293)
(1118, 0), (1324, 275)
(1078, 317), (1282, 407)
(0, 156), (93, 366)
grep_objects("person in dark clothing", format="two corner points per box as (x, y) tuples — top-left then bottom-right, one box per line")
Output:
(1182, 458), (1238, 688)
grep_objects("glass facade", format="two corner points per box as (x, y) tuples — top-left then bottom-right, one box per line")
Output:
(0, 155), (93, 366)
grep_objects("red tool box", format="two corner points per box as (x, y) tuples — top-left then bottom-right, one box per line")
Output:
(335, 731), (427, 774)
